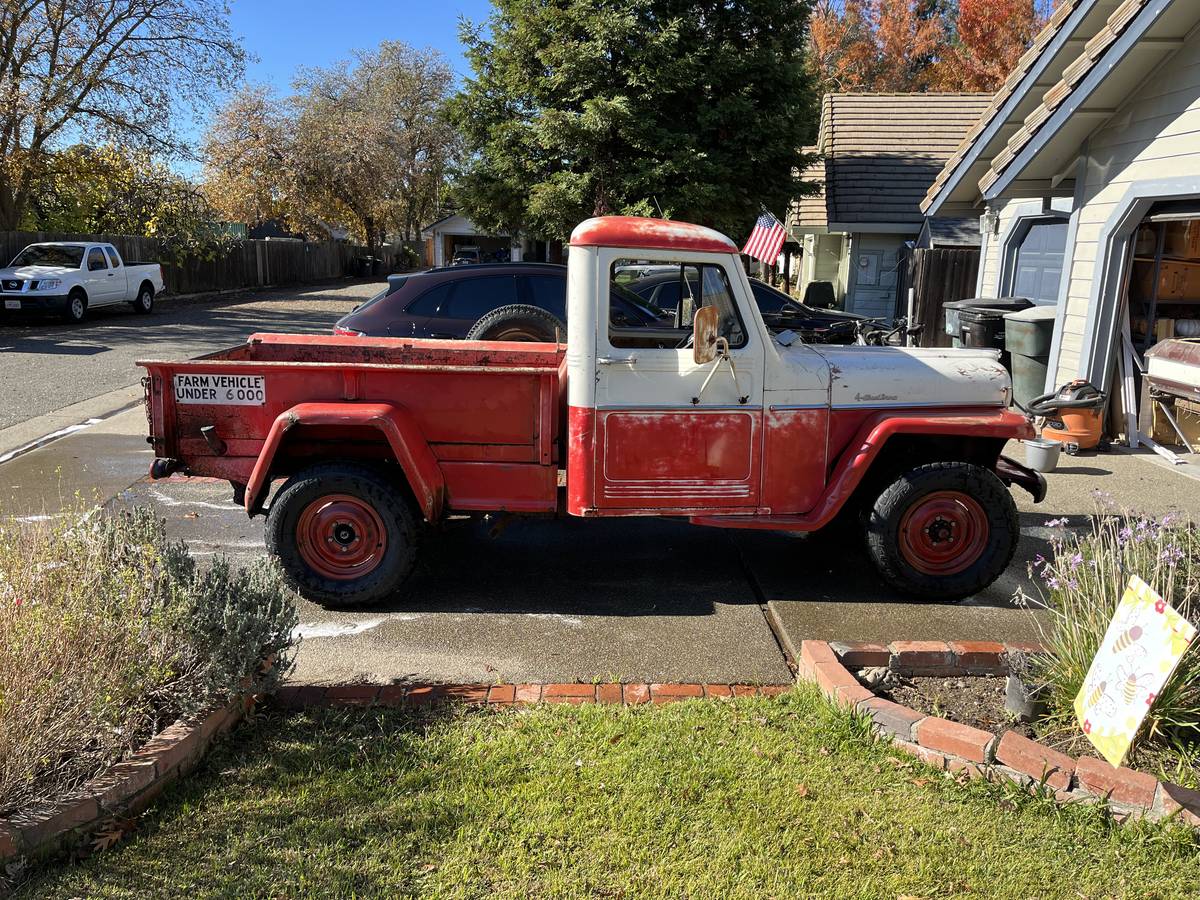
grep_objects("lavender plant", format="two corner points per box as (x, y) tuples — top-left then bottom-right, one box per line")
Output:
(0, 507), (298, 816)
(1016, 505), (1200, 751)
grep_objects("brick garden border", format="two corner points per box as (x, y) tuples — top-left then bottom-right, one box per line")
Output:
(274, 681), (793, 709)
(0, 697), (249, 867)
(0, 680), (791, 868)
(798, 639), (1200, 829)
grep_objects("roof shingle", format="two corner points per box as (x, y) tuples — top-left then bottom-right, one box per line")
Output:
(794, 93), (993, 229)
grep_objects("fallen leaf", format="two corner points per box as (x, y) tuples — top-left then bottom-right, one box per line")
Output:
(795, 783), (810, 798)
(818, 747), (832, 756)
(909, 778), (933, 788)
(183, 511), (200, 519)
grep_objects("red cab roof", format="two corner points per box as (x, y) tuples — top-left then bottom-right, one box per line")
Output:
(569, 216), (738, 254)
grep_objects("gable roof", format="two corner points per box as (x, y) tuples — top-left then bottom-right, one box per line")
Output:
(924, 0), (1200, 212)
(793, 93), (992, 232)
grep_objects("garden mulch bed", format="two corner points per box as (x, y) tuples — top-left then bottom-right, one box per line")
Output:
(877, 674), (1200, 788)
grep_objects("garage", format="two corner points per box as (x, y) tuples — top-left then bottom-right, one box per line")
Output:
(1012, 220), (1067, 304)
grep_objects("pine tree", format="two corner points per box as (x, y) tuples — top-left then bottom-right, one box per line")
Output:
(449, 0), (819, 242)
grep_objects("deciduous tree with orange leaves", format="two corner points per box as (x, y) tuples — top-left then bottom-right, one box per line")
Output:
(809, 0), (1055, 94)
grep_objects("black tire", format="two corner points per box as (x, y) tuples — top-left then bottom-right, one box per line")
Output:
(63, 289), (87, 323)
(265, 462), (421, 608)
(466, 304), (565, 342)
(864, 462), (1018, 603)
(131, 282), (154, 314)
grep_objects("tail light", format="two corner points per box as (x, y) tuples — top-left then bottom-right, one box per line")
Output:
(333, 325), (364, 337)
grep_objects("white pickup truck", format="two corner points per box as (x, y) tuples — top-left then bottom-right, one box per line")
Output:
(0, 241), (165, 323)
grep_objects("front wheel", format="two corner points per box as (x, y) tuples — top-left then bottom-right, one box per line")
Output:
(864, 462), (1018, 602)
(63, 290), (87, 323)
(266, 462), (421, 608)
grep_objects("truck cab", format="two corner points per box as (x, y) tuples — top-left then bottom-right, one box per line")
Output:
(141, 216), (1044, 608)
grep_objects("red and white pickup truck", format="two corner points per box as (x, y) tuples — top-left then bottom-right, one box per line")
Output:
(141, 217), (1044, 607)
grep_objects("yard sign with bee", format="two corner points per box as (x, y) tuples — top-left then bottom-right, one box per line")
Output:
(1074, 575), (1197, 767)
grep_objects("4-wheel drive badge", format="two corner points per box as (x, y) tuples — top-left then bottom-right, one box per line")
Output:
(173, 373), (266, 405)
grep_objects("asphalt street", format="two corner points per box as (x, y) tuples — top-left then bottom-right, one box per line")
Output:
(0, 280), (378, 432)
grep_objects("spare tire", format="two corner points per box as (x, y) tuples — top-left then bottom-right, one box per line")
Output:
(466, 304), (565, 342)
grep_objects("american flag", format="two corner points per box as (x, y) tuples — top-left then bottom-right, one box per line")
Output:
(741, 209), (787, 265)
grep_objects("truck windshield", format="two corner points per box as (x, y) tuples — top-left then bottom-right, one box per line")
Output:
(10, 245), (86, 268)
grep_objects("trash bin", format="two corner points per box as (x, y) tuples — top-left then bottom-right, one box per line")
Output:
(943, 297), (1033, 348)
(1004, 305), (1057, 410)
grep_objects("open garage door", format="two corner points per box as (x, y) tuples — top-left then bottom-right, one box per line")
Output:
(1013, 220), (1067, 304)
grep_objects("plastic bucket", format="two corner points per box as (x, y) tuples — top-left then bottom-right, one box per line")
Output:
(1024, 438), (1061, 473)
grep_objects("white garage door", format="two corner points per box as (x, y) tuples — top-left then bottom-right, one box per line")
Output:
(1013, 220), (1068, 304)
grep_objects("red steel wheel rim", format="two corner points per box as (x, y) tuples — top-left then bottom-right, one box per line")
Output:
(296, 494), (388, 581)
(897, 490), (989, 577)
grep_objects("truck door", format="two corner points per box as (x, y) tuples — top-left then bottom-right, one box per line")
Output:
(84, 246), (119, 305)
(592, 255), (765, 511)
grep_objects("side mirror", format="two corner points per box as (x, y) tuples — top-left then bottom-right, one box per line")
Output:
(693, 305), (721, 364)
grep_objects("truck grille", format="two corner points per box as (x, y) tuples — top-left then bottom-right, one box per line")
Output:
(2, 279), (22, 291)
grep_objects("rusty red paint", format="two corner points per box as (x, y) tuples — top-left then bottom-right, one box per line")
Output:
(690, 407), (1033, 532)
(594, 408), (761, 510)
(295, 493), (388, 580)
(897, 490), (989, 575)
(569, 216), (738, 254)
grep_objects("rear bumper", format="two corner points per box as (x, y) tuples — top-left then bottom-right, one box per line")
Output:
(0, 293), (70, 313)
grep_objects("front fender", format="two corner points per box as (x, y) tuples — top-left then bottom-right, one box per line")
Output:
(692, 406), (1034, 532)
(244, 401), (445, 521)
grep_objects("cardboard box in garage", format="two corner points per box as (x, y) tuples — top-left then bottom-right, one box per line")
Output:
(1152, 396), (1200, 451)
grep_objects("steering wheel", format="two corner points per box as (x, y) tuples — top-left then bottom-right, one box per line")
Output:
(781, 301), (805, 315)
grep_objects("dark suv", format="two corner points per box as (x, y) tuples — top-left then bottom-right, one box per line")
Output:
(334, 263), (667, 339)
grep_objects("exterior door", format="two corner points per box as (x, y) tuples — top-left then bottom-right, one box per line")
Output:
(593, 256), (765, 511)
(1013, 220), (1067, 303)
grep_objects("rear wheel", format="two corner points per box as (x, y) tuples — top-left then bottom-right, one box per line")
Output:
(131, 283), (154, 314)
(266, 462), (421, 608)
(864, 462), (1017, 602)
(466, 304), (565, 342)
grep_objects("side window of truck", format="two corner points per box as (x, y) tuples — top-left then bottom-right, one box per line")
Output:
(87, 248), (108, 271)
(608, 259), (746, 350)
(104, 246), (122, 267)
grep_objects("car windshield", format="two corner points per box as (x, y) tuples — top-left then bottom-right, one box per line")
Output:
(10, 244), (85, 268)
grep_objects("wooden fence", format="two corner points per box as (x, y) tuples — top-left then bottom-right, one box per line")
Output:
(0, 231), (398, 296)
(899, 247), (981, 348)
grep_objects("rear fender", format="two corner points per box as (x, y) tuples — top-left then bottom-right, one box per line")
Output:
(244, 402), (445, 520)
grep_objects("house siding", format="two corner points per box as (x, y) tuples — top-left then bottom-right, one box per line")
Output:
(1056, 34), (1200, 385)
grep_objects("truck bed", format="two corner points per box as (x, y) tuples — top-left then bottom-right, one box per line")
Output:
(141, 333), (567, 514)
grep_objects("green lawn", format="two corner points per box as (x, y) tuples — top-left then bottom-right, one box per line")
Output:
(19, 686), (1200, 899)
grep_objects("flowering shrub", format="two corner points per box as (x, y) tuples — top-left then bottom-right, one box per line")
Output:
(0, 508), (298, 816)
(1018, 509), (1200, 751)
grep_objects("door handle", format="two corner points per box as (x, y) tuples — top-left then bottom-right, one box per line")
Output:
(597, 356), (637, 366)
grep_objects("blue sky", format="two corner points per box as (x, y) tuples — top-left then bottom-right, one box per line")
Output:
(228, 0), (495, 90)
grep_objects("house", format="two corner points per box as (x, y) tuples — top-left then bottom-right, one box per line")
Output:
(790, 93), (993, 317)
(922, 0), (1200, 424)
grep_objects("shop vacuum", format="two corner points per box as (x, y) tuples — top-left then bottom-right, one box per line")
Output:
(1025, 380), (1107, 452)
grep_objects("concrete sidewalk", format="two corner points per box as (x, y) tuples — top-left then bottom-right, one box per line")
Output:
(6, 411), (1200, 686)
